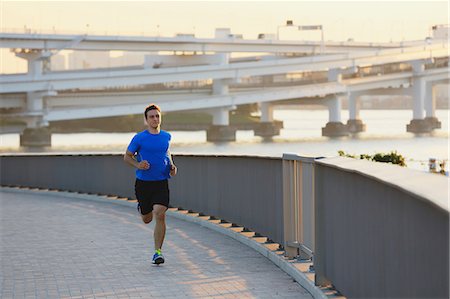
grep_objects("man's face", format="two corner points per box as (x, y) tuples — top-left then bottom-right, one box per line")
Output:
(146, 109), (161, 128)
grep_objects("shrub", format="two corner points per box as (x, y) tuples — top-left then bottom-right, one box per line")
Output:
(338, 150), (406, 167)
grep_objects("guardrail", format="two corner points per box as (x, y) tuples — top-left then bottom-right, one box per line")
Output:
(282, 154), (320, 259)
(1, 153), (448, 298)
(169, 154), (284, 243)
(0, 153), (285, 244)
(313, 157), (449, 298)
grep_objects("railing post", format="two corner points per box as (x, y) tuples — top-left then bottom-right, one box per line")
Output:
(282, 154), (319, 259)
(282, 156), (299, 258)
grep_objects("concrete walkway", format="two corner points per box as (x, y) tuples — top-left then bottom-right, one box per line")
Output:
(0, 190), (313, 299)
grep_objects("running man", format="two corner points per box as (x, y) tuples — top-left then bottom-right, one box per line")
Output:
(124, 104), (177, 265)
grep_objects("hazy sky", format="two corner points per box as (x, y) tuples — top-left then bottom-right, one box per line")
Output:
(2, 1), (448, 41)
(1, 0), (448, 72)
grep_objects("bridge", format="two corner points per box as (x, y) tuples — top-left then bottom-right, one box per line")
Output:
(1, 27), (449, 145)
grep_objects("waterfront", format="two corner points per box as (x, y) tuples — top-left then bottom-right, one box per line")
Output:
(1, 109), (448, 172)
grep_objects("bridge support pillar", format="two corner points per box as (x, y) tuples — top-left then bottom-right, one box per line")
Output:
(424, 83), (441, 129)
(406, 119), (433, 134)
(212, 79), (229, 95)
(323, 70), (348, 137)
(254, 121), (283, 138)
(15, 49), (51, 75)
(207, 52), (237, 142)
(20, 127), (51, 147)
(424, 117), (441, 129)
(346, 93), (366, 133)
(207, 125), (236, 142)
(254, 102), (283, 138)
(13, 50), (54, 147)
(206, 108), (236, 142)
(407, 62), (435, 133)
(19, 91), (55, 147)
(322, 96), (348, 137)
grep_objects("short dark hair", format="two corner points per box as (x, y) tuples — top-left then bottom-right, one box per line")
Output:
(144, 104), (161, 118)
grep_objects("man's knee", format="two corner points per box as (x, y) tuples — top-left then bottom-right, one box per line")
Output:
(141, 213), (153, 224)
(153, 206), (166, 222)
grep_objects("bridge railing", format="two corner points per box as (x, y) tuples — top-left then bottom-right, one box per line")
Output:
(282, 154), (320, 259)
(313, 157), (449, 298)
(0, 153), (448, 298)
(169, 154), (284, 243)
(0, 153), (285, 244)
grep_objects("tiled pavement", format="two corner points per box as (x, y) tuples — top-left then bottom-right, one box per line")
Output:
(0, 190), (313, 299)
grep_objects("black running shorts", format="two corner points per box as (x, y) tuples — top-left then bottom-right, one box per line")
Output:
(134, 179), (170, 215)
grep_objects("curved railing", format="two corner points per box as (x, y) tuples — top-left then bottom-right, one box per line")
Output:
(1, 153), (448, 298)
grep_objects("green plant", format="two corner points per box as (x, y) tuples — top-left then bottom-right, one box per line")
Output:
(338, 150), (407, 167)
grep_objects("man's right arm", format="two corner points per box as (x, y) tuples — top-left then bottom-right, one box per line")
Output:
(124, 150), (150, 170)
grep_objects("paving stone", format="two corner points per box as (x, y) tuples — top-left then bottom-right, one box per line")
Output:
(1, 191), (312, 298)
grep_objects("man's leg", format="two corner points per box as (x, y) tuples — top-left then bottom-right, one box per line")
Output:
(153, 204), (167, 250)
(141, 212), (153, 224)
(135, 179), (153, 224)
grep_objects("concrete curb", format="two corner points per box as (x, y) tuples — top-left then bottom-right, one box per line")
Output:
(1, 186), (338, 299)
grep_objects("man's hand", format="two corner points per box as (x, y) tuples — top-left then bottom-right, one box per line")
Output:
(137, 160), (150, 170)
(170, 164), (177, 176)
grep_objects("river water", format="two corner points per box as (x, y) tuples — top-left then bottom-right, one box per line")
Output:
(1, 109), (448, 172)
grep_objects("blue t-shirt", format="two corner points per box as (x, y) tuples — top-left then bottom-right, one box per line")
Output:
(127, 130), (172, 181)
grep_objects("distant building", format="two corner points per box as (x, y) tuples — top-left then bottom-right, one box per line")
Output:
(435, 85), (449, 109)
(110, 52), (145, 67)
(50, 54), (66, 71)
(67, 51), (111, 70)
(432, 24), (449, 40)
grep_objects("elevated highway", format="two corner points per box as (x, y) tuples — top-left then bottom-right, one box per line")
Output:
(0, 31), (411, 53)
(1, 43), (448, 93)
(1, 29), (448, 145)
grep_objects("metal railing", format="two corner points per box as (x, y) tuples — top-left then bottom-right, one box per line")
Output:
(1, 153), (448, 298)
(282, 154), (320, 259)
(313, 157), (449, 298)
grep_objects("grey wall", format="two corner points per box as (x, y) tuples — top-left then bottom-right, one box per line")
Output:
(0, 153), (284, 244)
(0, 154), (136, 197)
(314, 158), (449, 299)
(170, 155), (283, 243)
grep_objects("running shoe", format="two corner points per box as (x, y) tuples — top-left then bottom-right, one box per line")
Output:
(152, 250), (165, 265)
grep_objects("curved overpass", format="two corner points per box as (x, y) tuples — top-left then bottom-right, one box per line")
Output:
(0, 32), (448, 143)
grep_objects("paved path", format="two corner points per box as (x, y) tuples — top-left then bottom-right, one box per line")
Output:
(0, 190), (313, 299)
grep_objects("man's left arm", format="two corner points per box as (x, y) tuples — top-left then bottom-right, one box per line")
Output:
(168, 149), (177, 176)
